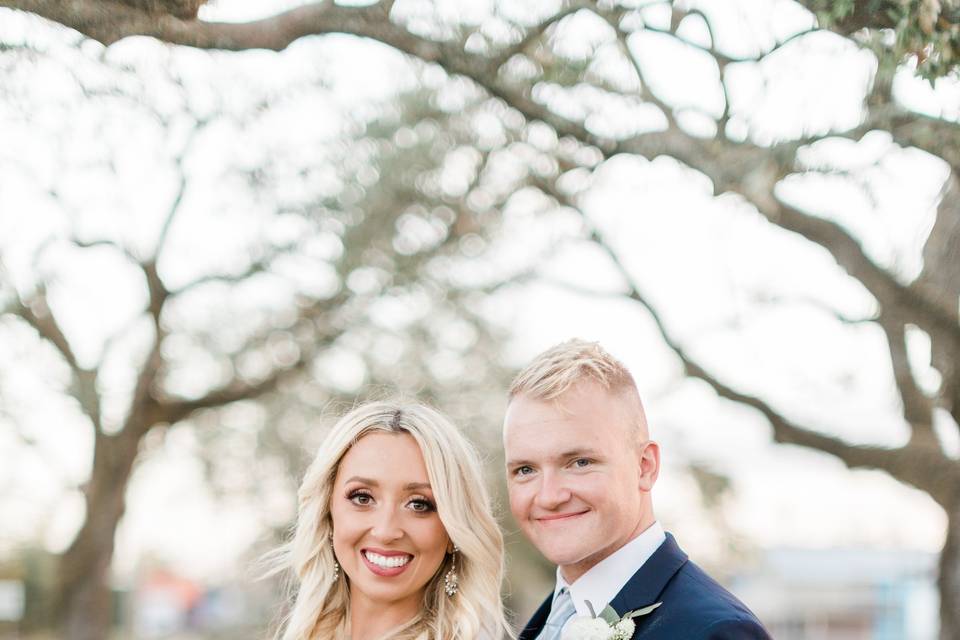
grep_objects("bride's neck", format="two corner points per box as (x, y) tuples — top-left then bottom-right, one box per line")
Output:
(348, 590), (421, 640)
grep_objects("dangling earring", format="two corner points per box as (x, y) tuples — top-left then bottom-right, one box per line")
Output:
(330, 531), (340, 581)
(444, 546), (460, 597)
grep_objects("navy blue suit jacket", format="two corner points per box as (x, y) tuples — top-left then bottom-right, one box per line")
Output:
(519, 534), (770, 640)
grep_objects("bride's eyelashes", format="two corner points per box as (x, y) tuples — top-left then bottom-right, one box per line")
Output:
(407, 496), (437, 513)
(347, 489), (374, 506)
(344, 488), (437, 513)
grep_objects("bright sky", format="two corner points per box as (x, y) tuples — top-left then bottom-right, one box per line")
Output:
(1, 0), (958, 584)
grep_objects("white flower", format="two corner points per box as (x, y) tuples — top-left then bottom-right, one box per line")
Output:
(560, 600), (661, 640)
(612, 618), (636, 640)
(562, 616), (616, 640)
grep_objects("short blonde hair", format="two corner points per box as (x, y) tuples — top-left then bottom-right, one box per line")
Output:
(272, 401), (511, 640)
(509, 339), (638, 400)
(508, 339), (647, 437)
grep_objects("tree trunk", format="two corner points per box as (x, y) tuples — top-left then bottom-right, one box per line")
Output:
(57, 429), (143, 640)
(940, 502), (960, 640)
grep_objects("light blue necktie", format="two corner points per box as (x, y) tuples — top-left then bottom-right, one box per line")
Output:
(536, 587), (577, 640)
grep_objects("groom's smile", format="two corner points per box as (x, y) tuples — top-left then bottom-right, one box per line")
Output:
(536, 510), (590, 522)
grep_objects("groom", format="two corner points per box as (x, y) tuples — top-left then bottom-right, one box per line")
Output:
(504, 339), (770, 639)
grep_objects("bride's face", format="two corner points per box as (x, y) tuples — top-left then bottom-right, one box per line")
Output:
(330, 431), (450, 612)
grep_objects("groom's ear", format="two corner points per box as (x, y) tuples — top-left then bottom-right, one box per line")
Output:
(637, 440), (660, 492)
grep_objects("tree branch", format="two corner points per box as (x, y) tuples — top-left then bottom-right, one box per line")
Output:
(535, 176), (960, 503)
(8, 0), (959, 168)
(491, 0), (593, 70)
(743, 189), (960, 358)
(0, 0), (432, 54)
(876, 312), (936, 444)
(682, 352), (958, 507)
(115, 116), (216, 431)
(154, 114), (212, 259)
(154, 171), (188, 259)
(792, 0), (899, 34)
(10, 287), (79, 371)
(853, 103), (960, 177)
(158, 350), (309, 425)
(7, 0), (959, 493)
(6, 288), (103, 430)
(636, 7), (819, 69)
(604, 13), (677, 129)
(71, 238), (141, 265)
(119, 329), (164, 436)
(170, 240), (302, 296)
(748, 292), (879, 325)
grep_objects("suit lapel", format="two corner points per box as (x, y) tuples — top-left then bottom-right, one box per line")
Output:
(519, 593), (553, 640)
(521, 534), (688, 638)
(607, 533), (688, 617)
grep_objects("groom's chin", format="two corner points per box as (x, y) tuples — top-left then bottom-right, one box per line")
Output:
(528, 529), (594, 567)
(538, 543), (592, 569)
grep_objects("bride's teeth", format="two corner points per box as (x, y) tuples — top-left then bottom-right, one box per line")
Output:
(365, 551), (411, 568)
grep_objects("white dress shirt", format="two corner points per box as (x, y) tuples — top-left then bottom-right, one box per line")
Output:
(549, 521), (666, 634)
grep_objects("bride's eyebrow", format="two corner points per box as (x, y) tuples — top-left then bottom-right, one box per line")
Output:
(342, 477), (432, 491)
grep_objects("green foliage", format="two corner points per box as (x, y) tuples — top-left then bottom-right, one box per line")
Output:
(814, 0), (960, 82)
(812, 0), (859, 22)
(894, 0), (960, 81)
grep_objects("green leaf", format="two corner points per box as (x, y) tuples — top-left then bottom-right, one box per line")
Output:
(626, 602), (663, 618)
(599, 605), (621, 625)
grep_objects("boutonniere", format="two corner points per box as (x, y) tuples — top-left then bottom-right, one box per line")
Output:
(561, 600), (662, 640)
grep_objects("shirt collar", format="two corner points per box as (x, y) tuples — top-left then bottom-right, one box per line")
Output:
(552, 521), (666, 618)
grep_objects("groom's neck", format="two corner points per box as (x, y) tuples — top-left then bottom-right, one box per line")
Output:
(559, 514), (657, 583)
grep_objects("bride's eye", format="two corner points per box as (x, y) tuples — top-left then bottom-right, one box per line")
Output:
(408, 497), (436, 513)
(348, 490), (374, 506)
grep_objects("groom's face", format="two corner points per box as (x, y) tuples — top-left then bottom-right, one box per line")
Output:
(504, 380), (659, 582)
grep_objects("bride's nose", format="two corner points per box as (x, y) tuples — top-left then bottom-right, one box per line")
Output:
(370, 505), (404, 542)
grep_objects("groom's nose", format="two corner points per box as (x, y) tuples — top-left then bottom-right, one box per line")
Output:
(533, 469), (572, 510)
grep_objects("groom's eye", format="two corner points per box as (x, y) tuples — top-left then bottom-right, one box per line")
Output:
(573, 458), (592, 468)
(512, 465), (534, 477)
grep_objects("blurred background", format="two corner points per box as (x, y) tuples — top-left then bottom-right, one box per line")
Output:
(0, 0), (958, 639)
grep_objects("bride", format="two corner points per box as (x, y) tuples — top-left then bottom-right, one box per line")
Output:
(272, 401), (512, 640)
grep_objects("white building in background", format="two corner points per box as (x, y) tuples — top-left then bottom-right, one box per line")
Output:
(0, 580), (24, 625)
(731, 548), (939, 640)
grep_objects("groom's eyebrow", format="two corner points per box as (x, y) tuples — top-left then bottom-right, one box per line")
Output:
(506, 448), (602, 467)
(558, 447), (601, 460)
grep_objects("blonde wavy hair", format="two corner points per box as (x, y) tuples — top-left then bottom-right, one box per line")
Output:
(271, 400), (511, 640)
